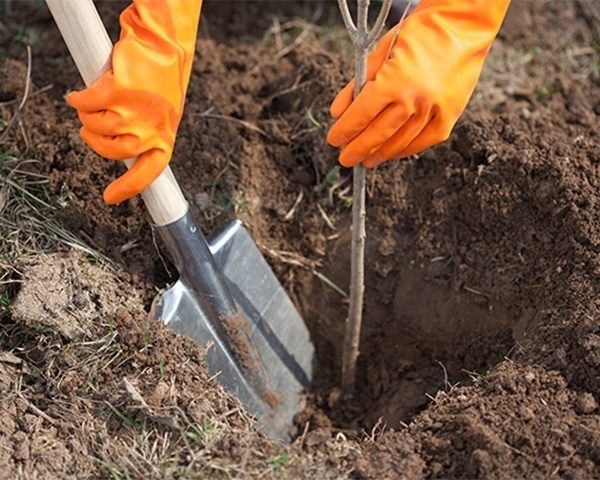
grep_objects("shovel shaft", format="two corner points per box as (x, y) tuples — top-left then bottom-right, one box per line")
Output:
(45, 0), (188, 227)
(156, 211), (239, 323)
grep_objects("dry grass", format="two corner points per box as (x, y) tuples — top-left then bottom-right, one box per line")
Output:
(0, 152), (112, 287)
(0, 47), (110, 293)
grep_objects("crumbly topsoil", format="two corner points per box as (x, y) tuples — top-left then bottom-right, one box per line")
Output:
(0, 1), (599, 478)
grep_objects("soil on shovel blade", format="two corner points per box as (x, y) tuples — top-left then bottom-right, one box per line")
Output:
(0, 0), (599, 478)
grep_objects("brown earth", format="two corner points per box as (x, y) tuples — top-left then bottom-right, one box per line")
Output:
(0, 0), (599, 478)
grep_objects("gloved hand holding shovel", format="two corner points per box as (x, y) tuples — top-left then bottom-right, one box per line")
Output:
(64, 0), (200, 204)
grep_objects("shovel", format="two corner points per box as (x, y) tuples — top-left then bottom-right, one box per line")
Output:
(46, 0), (314, 442)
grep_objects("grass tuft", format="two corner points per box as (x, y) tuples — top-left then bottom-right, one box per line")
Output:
(269, 452), (290, 471)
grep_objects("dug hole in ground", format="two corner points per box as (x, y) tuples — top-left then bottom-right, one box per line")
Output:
(0, 1), (599, 478)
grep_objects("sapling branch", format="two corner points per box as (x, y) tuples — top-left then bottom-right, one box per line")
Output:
(336, 0), (358, 40)
(338, 0), (393, 395)
(367, 0), (394, 46)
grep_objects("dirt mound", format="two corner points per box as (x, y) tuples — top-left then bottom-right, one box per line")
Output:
(413, 363), (600, 478)
(0, 0), (599, 478)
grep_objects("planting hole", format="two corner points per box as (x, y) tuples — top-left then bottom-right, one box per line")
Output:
(299, 226), (531, 429)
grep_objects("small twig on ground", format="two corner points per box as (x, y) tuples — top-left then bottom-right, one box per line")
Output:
(24, 398), (57, 425)
(259, 244), (347, 297)
(0, 46), (32, 143)
(365, 417), (386, 443)
(316, 202), (335, 230)
(463, 285), (490, 298)
(283, 191), (304, 221)
(437, 361), (459, 392)
(260, 245), (321, 270)
(249, 24), (312, 74)
(0, 84), (53, 108)
(120, 378), (182, 430)
(265, 77), (314, 105)
(207, 160), (233, 217)
(197, 108), (269, 137)
(271, 16), (283, 51)
(314, 271), (348, 298)
(298, 420), (310, 448)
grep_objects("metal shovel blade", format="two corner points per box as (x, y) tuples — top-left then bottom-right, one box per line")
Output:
(153, 216), (315, 442)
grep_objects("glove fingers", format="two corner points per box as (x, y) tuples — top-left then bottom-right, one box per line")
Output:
(78, 110), (123, 136)
(395, 116), (453, 159)
(330, 81), (354, 119)
(66, 73), (115, 113)
(80, 127), (142, 161)
(103, 149), (169, 204)
(327, 81), (389, 147)
(338, 104), (412, 168)
(363, 112), (432, 168)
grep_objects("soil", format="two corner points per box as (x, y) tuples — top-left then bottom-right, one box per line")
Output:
(219, 310), (281, 409)
(0, 0), (599, 478)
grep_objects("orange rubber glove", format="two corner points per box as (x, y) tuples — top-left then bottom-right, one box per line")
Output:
(327, 0), (510, 168)
(66, 0), (202, 204)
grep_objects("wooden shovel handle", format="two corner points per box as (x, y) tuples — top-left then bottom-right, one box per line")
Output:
(45, 0), (188, 226)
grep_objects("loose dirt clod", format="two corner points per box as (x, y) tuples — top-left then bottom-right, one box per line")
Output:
(575, 393), (598, 415)
(11, 252), (133, 339)
(220, 311), (255, 372)
(220, 310), (281, 408)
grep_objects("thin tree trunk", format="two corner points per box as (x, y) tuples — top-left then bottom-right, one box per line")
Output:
(341, 168), (367, 394)
(337, 0), (396, 395)
(341, 0), (369, 395)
